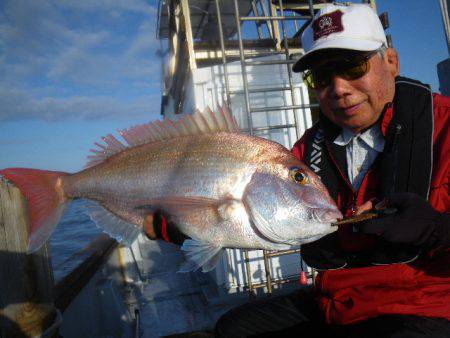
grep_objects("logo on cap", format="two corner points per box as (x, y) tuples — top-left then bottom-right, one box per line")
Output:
(313, 10), (344, 41)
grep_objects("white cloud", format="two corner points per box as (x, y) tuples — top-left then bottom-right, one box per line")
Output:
(59, 0), (154, 15)
(0, 86), (160, 122)
(0, 0), (162, 121)
(126, 17), (159, 53)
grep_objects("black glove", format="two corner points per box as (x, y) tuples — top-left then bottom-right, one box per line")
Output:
(356, 193), (450, 249)
(301, 233), (348, 270)
(152, 210), (189, 246)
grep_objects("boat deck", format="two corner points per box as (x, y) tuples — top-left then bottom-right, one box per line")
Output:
(131, 237), (300, 337)
(56, 217), (305, 337)
(134, 238), (247, 337)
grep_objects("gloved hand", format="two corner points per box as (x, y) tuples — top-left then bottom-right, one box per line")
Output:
(356, 192), (449, 249)
(143, 210), (188, 245)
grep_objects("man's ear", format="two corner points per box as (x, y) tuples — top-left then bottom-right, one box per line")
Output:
(385, 48), (400, 77)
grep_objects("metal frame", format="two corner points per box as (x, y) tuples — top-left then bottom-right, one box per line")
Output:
(180, 0), (197, 70)
(233, 0), (255, 135)
(214, 0), (232, 103)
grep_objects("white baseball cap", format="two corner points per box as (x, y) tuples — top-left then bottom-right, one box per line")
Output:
(293, 3), (387, 72)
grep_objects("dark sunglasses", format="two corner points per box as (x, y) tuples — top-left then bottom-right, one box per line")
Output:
(302, 49), (379, 89)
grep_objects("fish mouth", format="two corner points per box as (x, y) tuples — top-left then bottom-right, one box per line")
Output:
(313, 208), (343, 223)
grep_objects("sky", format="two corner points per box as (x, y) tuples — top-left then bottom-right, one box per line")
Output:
(0, 0), (448, 173)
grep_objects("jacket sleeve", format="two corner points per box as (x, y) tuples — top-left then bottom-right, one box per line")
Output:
(291, 128), (313, 161)
(429, 93), (450, 214)
(429, 93), (450, 249)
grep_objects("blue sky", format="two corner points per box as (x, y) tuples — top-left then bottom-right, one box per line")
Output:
(0, 0), (448, 172)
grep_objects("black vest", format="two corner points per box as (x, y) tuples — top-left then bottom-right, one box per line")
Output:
(301, 76), (434, 270)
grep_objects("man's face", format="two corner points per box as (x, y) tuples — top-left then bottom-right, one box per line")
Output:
(314, 48), (399, 133)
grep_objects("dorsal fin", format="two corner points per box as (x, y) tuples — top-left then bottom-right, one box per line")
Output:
(86, 104), (239, 168)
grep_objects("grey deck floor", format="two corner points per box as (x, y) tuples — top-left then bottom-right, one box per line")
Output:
(135, 239), (249, 338)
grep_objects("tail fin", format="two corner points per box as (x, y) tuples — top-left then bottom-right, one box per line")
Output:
(0, 168), (70, 252)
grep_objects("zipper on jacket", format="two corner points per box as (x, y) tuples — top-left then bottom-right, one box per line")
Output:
(324, 140), (358, 215)
(352, 122), (402, 212)
(350, 196), (358, 216)
(388, 123), (402, 196)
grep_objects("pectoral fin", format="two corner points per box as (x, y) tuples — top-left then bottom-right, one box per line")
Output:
(135, 196), (227, 214)
(178, 239), (224, 273)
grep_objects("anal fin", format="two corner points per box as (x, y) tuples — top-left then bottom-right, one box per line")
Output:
(179, 239), (224, 273)
(86, 201), (141, 246)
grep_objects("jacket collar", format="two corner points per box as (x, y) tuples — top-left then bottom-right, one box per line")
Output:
(333, 123), (385, 153)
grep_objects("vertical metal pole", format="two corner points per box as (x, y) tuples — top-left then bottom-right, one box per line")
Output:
(268, 1), (282, 50)
(293, 12), (299, 32)
(215, 0), (231, 103)
(278, 0), (301, 140)
(260, 53), (272, 294)
(308, 0), (315, 17)
(233, 0), (254, 135)
(262, 251), (273, 294)
(251, 0), (264, 39)
(180, 0), (197, 70)
(244, 250), (254, 296)
(260, 0), (275, 40)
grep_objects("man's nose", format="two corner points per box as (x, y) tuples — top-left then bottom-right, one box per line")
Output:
(328, 74), (353, 98)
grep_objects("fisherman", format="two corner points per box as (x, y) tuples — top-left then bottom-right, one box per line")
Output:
(145, 3), (450, 337)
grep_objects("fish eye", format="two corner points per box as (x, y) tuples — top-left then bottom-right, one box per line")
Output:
(289, 168), (308, 185)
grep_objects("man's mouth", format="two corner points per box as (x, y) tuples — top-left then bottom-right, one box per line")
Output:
(339, 102), (364, 115)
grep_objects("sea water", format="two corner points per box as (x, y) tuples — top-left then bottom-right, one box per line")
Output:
(50, 199), (103, 283)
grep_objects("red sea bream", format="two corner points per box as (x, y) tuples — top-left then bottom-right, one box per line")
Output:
(0, 106), (342, 272)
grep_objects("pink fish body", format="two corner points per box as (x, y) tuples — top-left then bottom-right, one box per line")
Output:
(1, 106), (341, 272)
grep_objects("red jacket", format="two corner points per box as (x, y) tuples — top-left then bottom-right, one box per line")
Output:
(292, 91), (450, 325)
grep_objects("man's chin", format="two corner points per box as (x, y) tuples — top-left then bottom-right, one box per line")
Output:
(338, 114), (379, 133)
